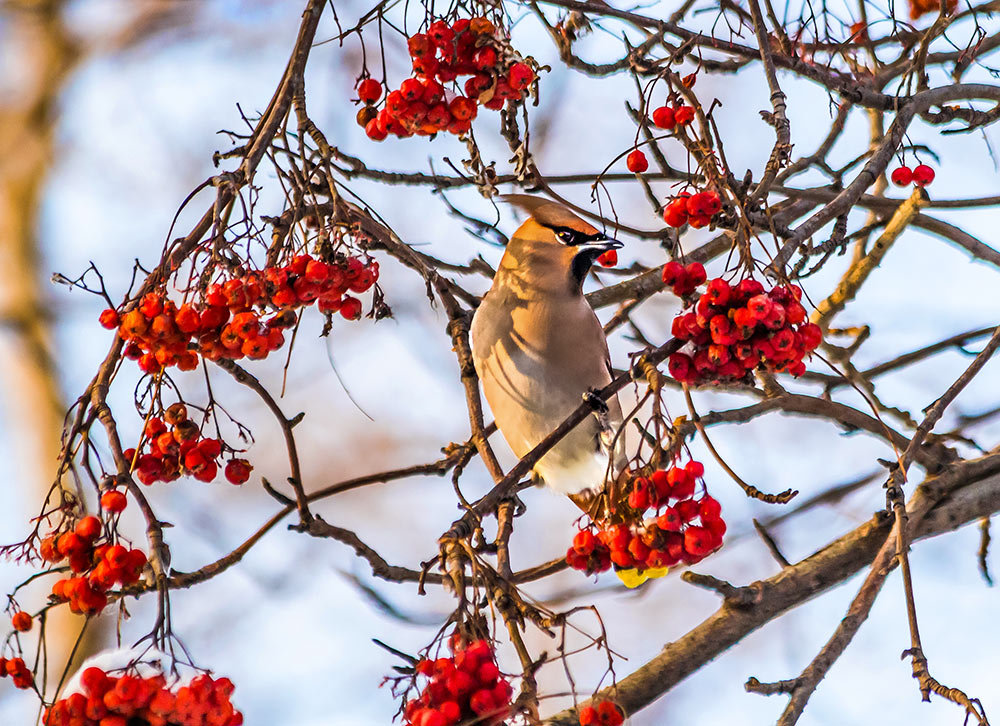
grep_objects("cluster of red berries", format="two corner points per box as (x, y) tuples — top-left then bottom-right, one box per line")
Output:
(101, 253), (376, 374)
(890, 164), (935, 187)
(666, 274), (822, 383)
(39, 517), (146, 615)
(361, 17), (535, 141)
(123, 403), (251, 487)
(625, 84), (698, 172)
(660, 260), (708, 297)
(566, 459), (726, 575)
(652, 103), (696, 131)
(404, 638), (513, 726)
(662, 189), (722, 228)
(578, 700), (625, 726)
(0, 656), (34, 689)
(44, 668), (242, 726)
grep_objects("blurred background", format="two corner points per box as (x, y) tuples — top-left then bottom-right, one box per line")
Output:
(1, 0), (999, 724)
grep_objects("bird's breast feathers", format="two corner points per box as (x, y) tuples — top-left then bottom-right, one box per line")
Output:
(471, 295), (623, 494)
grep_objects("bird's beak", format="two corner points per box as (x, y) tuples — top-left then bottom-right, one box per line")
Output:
(576, 237), (623, 254)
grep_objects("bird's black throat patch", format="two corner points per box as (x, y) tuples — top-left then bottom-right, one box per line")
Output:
(570, 248), (602, 290)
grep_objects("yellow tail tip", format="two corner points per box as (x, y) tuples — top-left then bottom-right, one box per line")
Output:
(615, 567), (669, 588)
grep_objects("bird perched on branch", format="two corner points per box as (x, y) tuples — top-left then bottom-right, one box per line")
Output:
(471, 195), (625, 509)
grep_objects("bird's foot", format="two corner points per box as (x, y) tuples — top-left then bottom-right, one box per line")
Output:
(505, 491), (528, 517)
(583, 388), (609, 414)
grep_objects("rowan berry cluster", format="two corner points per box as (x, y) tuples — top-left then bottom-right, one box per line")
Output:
(660, 260), (707, 298)
(890, 164), (935, 187)
(101, 253), (376, 374)
(123, 403), (251, 486)
(624, 84), (698, 173)
(0, 657), (34, 689)
(39, 517), (146, 615)
(404, 638), (513, 726)
(651, 102), (695, 131)
(361, 17), (535, 141)
(578, 700), (625, 726)
(662, 189), (722, 228)
(566, 459), (726, 575)
(44, 667), (243, 726)
(666, 274), (823, 383)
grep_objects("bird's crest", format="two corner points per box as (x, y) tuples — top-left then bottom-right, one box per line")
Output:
(499, 194), (600, 235)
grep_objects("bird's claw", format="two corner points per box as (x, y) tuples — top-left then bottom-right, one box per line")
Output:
(583, 388), (609, 414)
(506, 492), (528, 517)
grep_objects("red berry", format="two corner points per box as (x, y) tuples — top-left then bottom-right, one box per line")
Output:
(11, 611), (32, 632)
(408, 33), (432, 58)
(684, 525), (715, 556)
(119, 309), (148, 337)
(663, 204), (688, 228)
(627, 535), (650, 562)
(667, 352), (695, 383)
(657, 507), (682, 532)
(912, 164), (935, 186)
(439, 701), (461, 723)
(579, 705), (599, 726)
(596, 700), (624, 726)
(674, 105), (695, 125)
(626, 149), (648, 173)
(365, 118), (388, 142)
(473, 46), (498, 70)
(469, 688), (496, 716)
(597, 249), (618, 267)
(651, 105), (675, 129)
(685, 262), (707, 287)
(890, 166), (913, 186)
(676, 498), (701, 522)
(357, 78), (382, 104)
(448, 96), (477, 122)
(101, 490), (127, 514)
(661, 261), (685, 287)
(57, 532), (83, 557)
(508, 62), (535, 91)
(699, 495), (722, 520)
(573, 530), (596, 556)
(476, 661), (500, 685)
(704, 277), (731, 306)
(99, 309), (120, 330)
(445, 670), (476, 697)
(340, 295), (363, 320)
(400, 78), (424, 102)
(139, 293), (163, 319)
(224, 459), (253, 485)
(75, 516), (102, 542)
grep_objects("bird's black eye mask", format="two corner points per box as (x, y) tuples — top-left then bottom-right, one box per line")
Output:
(553, 227), (608, 246)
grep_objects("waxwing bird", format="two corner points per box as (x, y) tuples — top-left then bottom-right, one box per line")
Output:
(470, 195), (626, 504)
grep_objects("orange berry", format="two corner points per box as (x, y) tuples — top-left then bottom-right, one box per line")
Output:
(75, 516), (101, 542)
(11, 611), (32, 632)
(99, 309), (120, 329)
